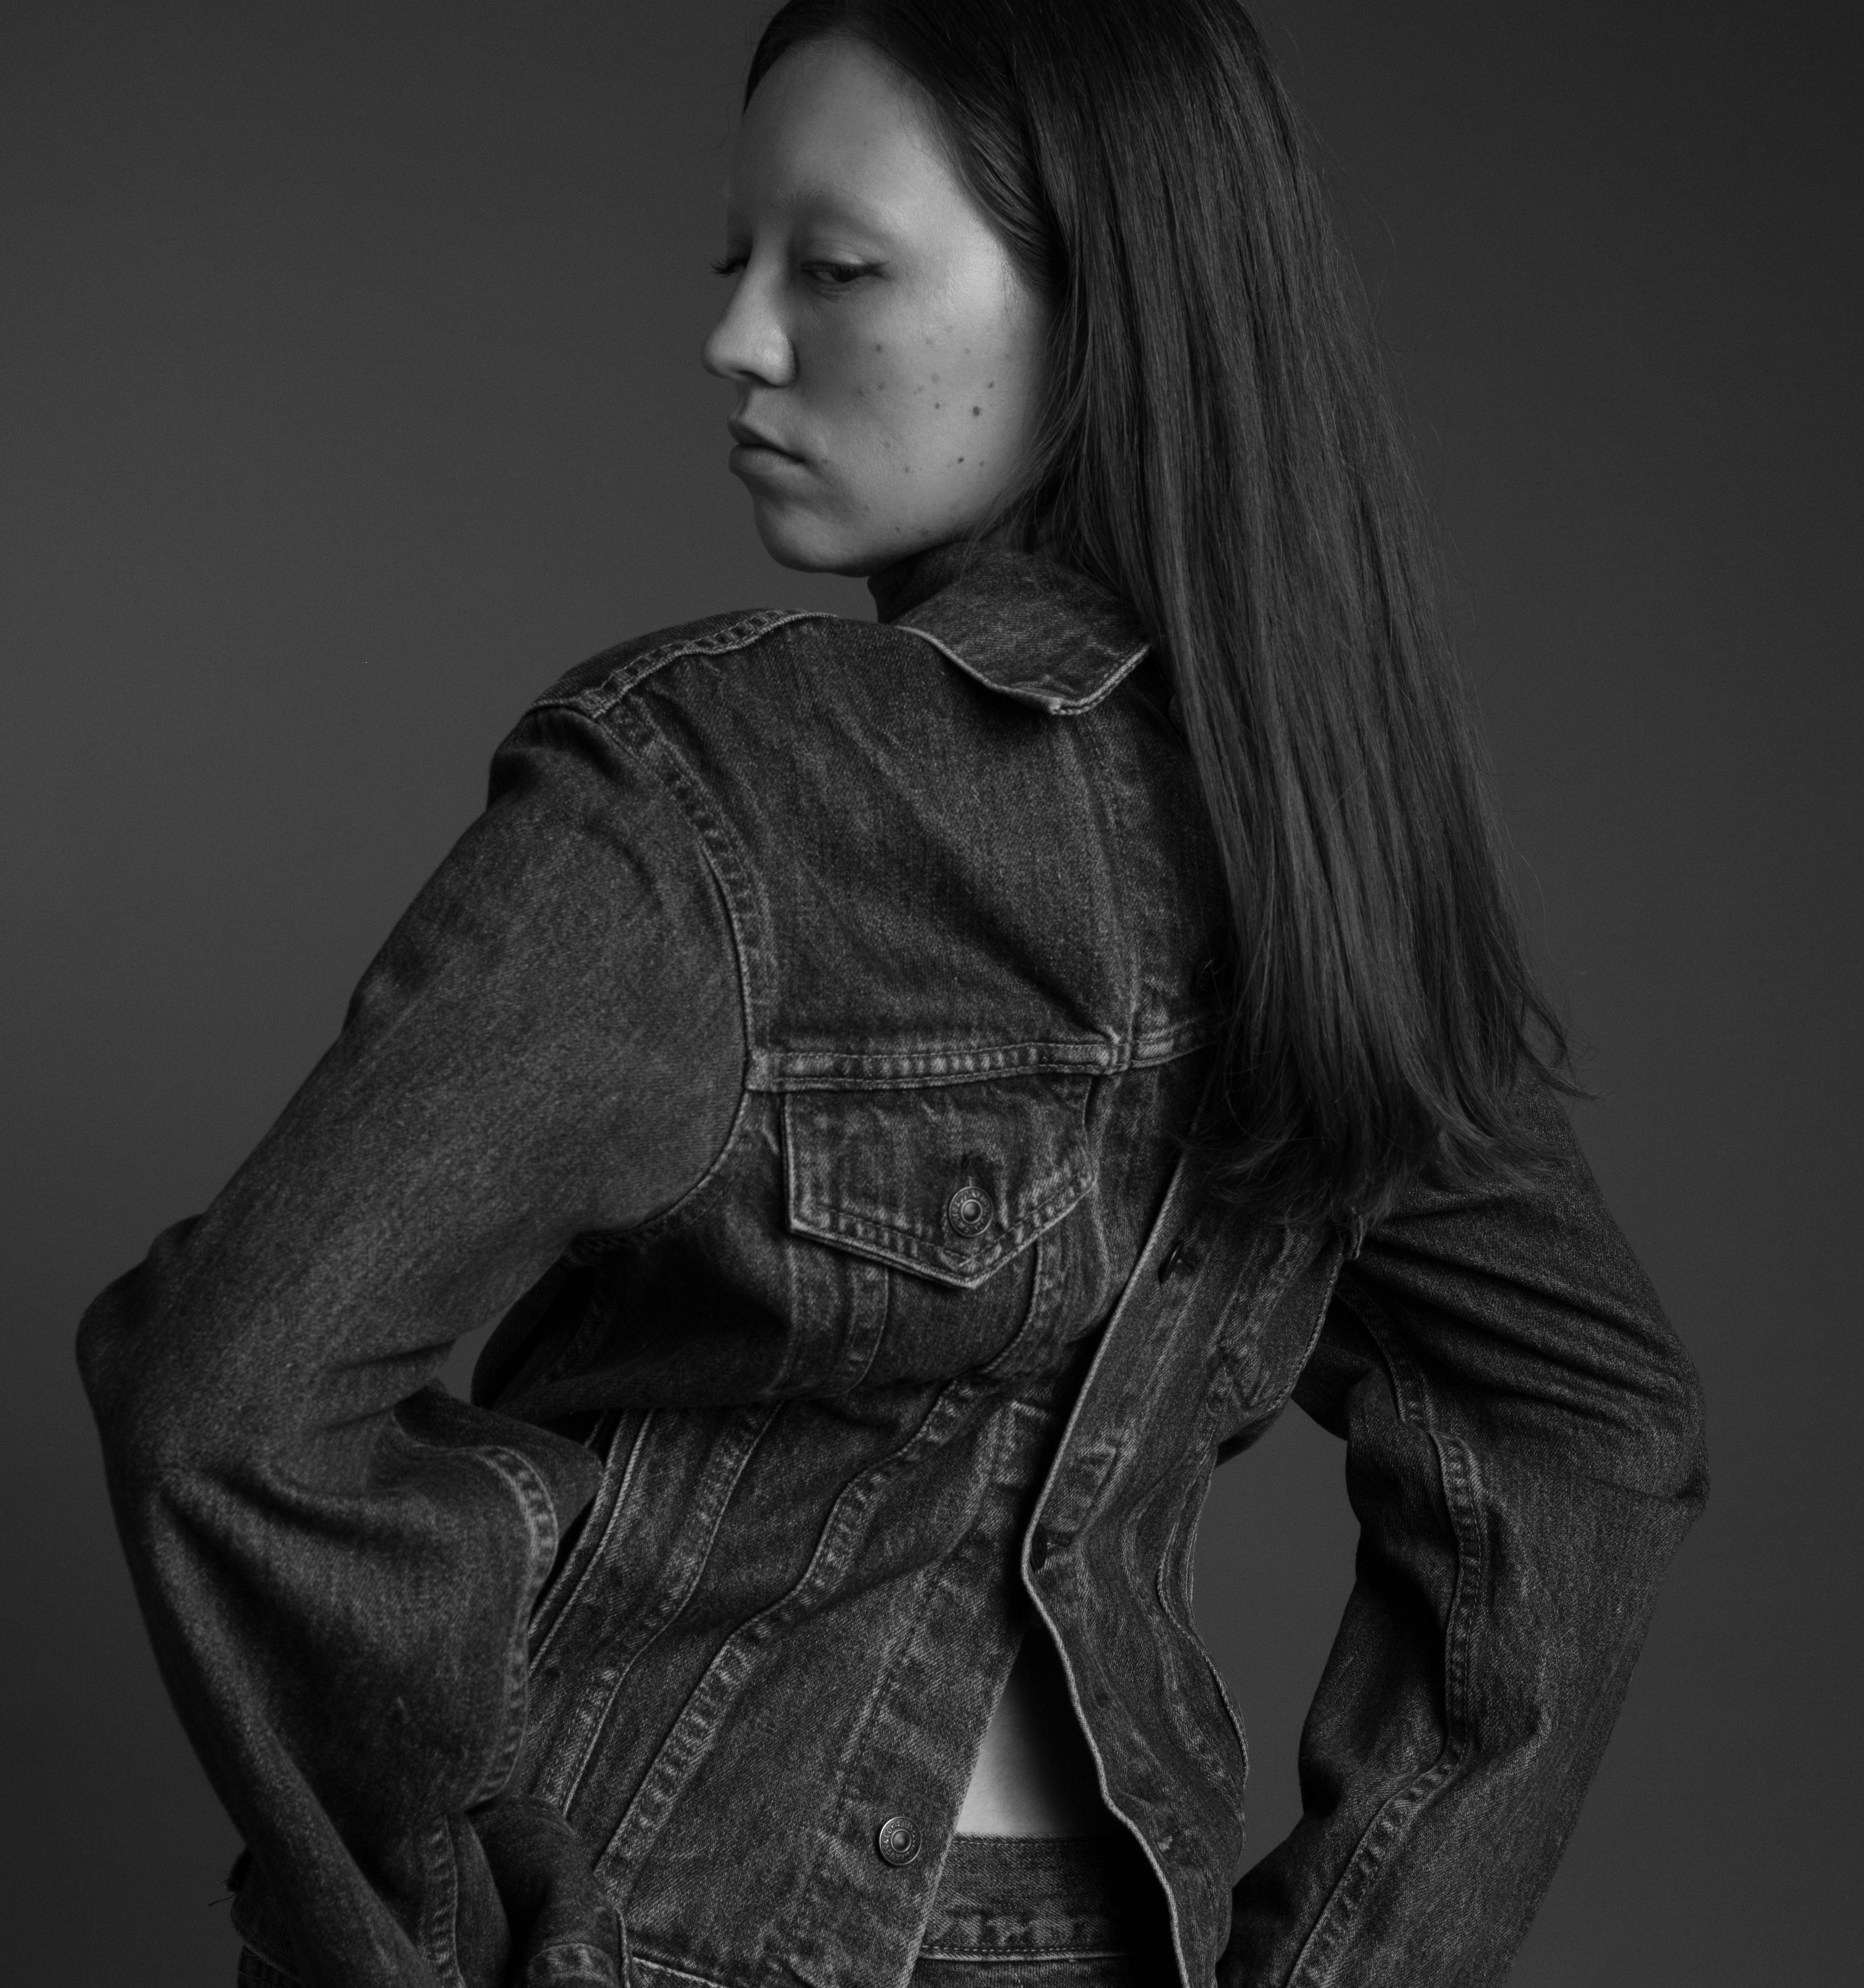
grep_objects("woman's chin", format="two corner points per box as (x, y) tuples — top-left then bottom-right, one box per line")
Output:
(749, 500), (875, 577)
(749, 499), (984, 580)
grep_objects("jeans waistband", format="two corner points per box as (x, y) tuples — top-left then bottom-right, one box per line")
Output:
(918, 1833), (1165, 1961)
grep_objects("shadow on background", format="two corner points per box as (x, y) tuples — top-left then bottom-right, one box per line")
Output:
(2, 1), (1857, 1979)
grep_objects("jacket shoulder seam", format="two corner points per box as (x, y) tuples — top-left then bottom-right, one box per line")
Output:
(534, 609), (842, 722)
(497, 696), (759, 1236)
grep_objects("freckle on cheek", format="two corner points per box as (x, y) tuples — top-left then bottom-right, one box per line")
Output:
(972, 407), (981, 416)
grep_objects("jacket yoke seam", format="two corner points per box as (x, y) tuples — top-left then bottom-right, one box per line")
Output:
(749, 1022), (1223, 1089)
(544, 610), (1217, 1093)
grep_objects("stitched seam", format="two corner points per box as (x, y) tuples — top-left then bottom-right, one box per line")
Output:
(1132, 1013), (1226, 1064)
(1073, 697), (1148, 1055)
(1020, 1158), (1206, 1988)
(789, 1158), (1095, 1284)
(598, 1373), (996, 1888)
(625, 1953), (734, 1988)
(824, 1250), (892, 1397)
(1157, 1573), (1244, 1789)
(543, 1404), (780, 1814)
(535, 610), (835, 718)
(491, 703), (754, 1264)
(467, 1441), (563, 1808)
(753, 1040), (1129, 1086)
(602, 697), (771, 1052)
(1215, 1235), (1341, 1444)
(419, 1810), (465, 1988)
(750, 1017), (1224, 1088)
(895, 622), (1150, 714)
(1151, 1433), (1250, 1789)
(779, 1385), (1022, 1980)
(974, 1227), (1054, 1379)
(573, 1079), (756, 1268)
(572, 694), (763, 1243)
(529, 1411), (654, 1669)
(1281, 1286), (1486, 1988)
(916, 1943), (1137, 1961)
(780, 1070), (1098, 1292)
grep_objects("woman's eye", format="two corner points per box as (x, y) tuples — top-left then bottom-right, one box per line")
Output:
(710, 255), (746, 278)
(803, 261), (876, 289)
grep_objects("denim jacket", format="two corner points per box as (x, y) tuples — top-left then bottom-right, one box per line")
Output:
(78, 541), (1707, 1988)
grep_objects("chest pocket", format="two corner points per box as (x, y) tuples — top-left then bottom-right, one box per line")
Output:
(782, 1072), (1097, 1382)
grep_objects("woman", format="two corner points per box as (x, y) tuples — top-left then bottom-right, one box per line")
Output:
(78, 3), (1708, 1985)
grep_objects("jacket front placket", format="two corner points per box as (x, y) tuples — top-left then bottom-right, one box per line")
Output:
(1019, 1155), (1335, 1988)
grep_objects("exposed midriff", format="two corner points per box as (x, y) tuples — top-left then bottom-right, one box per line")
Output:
(955, 1622), (1120, 1836)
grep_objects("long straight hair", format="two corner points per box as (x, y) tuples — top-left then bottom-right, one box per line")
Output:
(747, 0), (1569, 1235)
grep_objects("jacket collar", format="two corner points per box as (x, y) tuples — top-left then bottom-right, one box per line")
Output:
(866, 540), (1152, 716)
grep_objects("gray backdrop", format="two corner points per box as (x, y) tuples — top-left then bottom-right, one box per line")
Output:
(3, 1), (1856, 1979)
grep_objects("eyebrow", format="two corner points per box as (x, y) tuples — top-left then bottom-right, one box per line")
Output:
(722, 182), (902, 240)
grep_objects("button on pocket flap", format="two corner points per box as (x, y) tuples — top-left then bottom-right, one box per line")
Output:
(784, 1074), (1095, 1289)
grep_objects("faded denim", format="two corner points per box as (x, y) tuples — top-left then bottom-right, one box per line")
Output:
(78, 540), (1707, 1988)
(914, 1834), (1171, 1986)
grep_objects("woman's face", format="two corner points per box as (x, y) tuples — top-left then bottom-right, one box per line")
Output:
(702, 37), (1051, 577)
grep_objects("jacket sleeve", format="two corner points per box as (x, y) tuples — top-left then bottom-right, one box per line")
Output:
(75, 704), (745, 1988)
(1219, 1080), (1709, 1987)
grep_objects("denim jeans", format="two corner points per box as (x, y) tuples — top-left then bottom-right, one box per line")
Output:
(80, 540), (1707, 1988)
(231, 1837), (1176, 1988)
(913, 1836), (1174, 1988)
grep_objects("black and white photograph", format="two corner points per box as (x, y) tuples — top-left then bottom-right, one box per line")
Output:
(3, 2), (1856, 1983)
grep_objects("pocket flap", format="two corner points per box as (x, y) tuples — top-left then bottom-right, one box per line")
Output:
(784, 1074), (1095, 1289)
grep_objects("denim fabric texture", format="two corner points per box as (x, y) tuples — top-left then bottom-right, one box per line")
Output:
(912, 1834), (1173, 1987)
(78, 540), (1708, 1988)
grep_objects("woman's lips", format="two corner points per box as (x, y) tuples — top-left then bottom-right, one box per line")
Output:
(728, 439), (809, 478)
(727, 418), (802, 454)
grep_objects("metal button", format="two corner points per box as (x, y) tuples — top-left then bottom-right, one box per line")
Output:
(946, 1184), (993, 1239)
(876, 1814), (922, 1866)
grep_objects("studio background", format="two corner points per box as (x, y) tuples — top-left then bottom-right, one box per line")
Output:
(2, 1), (1856, 1980)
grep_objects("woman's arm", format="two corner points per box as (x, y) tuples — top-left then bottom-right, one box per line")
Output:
(77, 704), (744, 1988)
(1221, 1082), (1708, 1987)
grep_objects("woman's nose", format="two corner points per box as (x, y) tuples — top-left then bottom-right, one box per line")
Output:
(702, 270), (796, 386)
